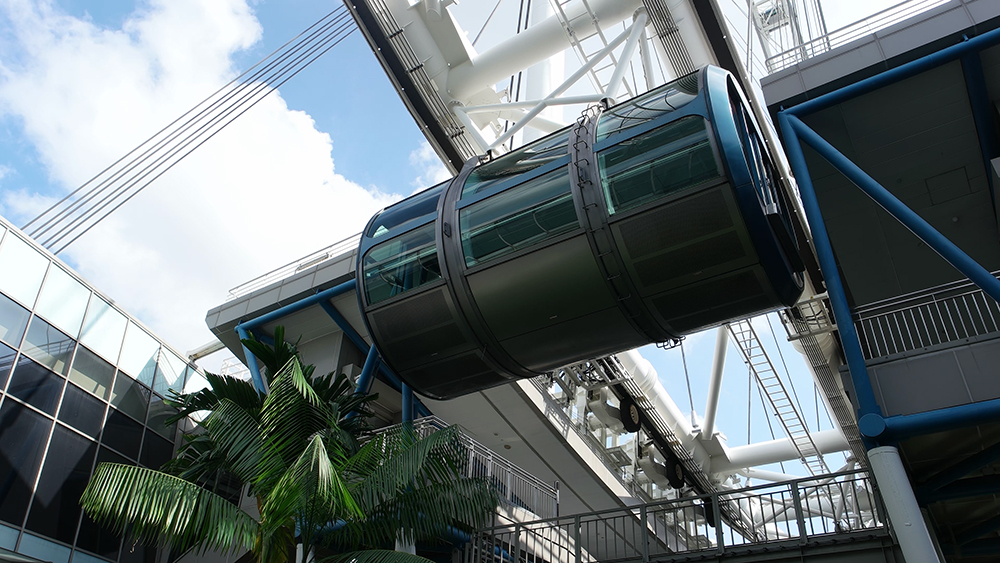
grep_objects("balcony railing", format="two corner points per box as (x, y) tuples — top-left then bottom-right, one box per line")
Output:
(371, 416), (559, 519)
(465, 469), (885, 563)
(226, 232), (360, 301)
(765, 0), (950, 73)
(853, 273), (1000, 360)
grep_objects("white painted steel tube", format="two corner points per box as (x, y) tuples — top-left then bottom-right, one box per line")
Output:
(619, 349), (693, 438)
(450, 105), (490, 153)
(700, 325), (728, 439)
(639, 25), (656, 91)
(711, 429), (848, 472)
(868, 446), (942, 563)
(446, 0), (642, 100)
(605, 12), (647, 100)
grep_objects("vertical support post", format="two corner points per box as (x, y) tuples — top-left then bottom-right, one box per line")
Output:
(777, 112), (882, 419)
(236, 325), (266, 393)
(714, 493), (725, 554)
(402, 383), (414, 423)
(574, 515), (582, 563)
(868, 446), (942, 563)
(638, 25), (656, 91)
(790, 480), (808, 545)
(701, 325), (729, 439)
(513, 523), (521, 563)
(640, 504), (649, 563)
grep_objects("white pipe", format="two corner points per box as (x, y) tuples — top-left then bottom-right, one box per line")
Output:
(462, 94), (604, 113)
(700, 325), (728, 439)
(868, 447), (942, 563)
(738, 467), (799, 483)
(488, 27), (633, 151)
(605, 11), (647, 100)
(450, 105), (490, 153)
(187, 338), (225, 361)
(446, 0), (642, 100)
(638, 25), (657, 91)
(711, 429), (848, 473)
(424, 0), (442, 21)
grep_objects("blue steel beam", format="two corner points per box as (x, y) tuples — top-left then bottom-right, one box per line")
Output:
(956, 514), (1000, 546)
(789, 115), (1000, 305)
(356, 345), (380, 396)
(402, 384), (414, 423)
(867, 397), (1000, 443)
(787, 26), (1000, 118)
(316, 300), (431, 417)
(234, 278), (431, 417)
(237, 325), (266, 393)
(777, 112), (882, 420)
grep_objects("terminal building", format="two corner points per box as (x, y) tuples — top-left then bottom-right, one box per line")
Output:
(2, 0), (1000, 562)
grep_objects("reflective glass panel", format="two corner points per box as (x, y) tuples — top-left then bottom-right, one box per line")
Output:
(58, 382), (106, 438)
(75, 448), (127, 559)
(596, 72), (700, 142)
(79, 296), (126, 364)
(34, 265), (90, 338)
(140, 429), (173, 470)
(119, 322), (159, 386)
(0, 233), (48, 308)
(462, 129), (570, 198)
(363, 223), (441, 305)
(25, 424), (97, 543)
(22, 316), (74, 375)
(0, 341), (14, 390)
(461, 170), (578, 267)
(109, 374), (150, 423)
(16, 533), (71, 563)
(0, 523), (16, 550)
(0, 400), (52, 526)
(154, 348), (187, 396)
(598, 117), (720, 215)
(367, 181), (447, 238)
(183, 369), (209, 394)
(68, 345), (115, 400)
(0, 291), (29, 348)
(102, 409), (143, 460)
(146, 394), (178, 440)
(9, 356), (65, 415)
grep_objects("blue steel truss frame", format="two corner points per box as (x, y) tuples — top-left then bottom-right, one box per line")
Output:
(233, 278), (424, 419)
(777, 24), (1000, 449)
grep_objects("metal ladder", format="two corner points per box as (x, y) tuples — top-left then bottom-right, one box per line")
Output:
(729, 319), (830, 476)
(548, 0), (635, 98)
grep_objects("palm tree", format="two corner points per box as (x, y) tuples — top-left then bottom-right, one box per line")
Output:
(80, 330), (500, 563)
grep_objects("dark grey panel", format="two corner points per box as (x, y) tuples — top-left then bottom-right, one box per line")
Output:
(870, 351), (973, 417)
(500, 307), (646, 372)
(650, 268), (774, 334)
(468, 235), (615, 341)
(614, 186), (756, 296)
(958, 339), (1000, 402)
(369, 287), (474, 370)
(402, 350), (509, 400)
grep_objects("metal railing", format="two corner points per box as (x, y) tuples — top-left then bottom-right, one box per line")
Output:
(226, 233), (360, 300)
(465, 469), (885, 563)
(765, 0), (950, 73)
(371, 416), (559, 519)
(853, 272), (1000, 360)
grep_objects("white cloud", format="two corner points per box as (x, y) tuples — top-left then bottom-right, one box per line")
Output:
(0, 0), (396, 352)
(408, 140), (452, 193)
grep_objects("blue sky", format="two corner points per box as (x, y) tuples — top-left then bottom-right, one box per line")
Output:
(0, 0), (855, 477)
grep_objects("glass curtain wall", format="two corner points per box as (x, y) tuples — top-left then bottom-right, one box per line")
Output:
(0, 217), (210, 563)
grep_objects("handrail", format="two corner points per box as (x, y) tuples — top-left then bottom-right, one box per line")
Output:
(226, 232), (361, 300)
(466, 469), (886, 562)
(765, 0), (950, 73)
(370, 416), (559, 519)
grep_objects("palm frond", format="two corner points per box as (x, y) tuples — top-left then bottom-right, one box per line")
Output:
(201, 398), (264, 485)
(80, 463), (258, 554)
(315, 549), (436, 563)
(166, 371), (263, 424)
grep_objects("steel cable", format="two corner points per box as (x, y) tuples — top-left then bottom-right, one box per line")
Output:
(26, 7), (356, 253)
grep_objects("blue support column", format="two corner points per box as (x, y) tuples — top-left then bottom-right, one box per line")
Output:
(789, 115), (1000, 305)
(355, 345), (380, 396)
(402, 384), (414, 423)
(236, 325), (266, 393)
(777, 112), (882, 420)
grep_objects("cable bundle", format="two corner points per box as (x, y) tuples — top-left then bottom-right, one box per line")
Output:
(24, 7), (357, 254)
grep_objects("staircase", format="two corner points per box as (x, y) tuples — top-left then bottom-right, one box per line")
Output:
(728, 319), (830, 476)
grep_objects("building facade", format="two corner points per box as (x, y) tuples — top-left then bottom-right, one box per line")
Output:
(0, 215), (207, 563)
